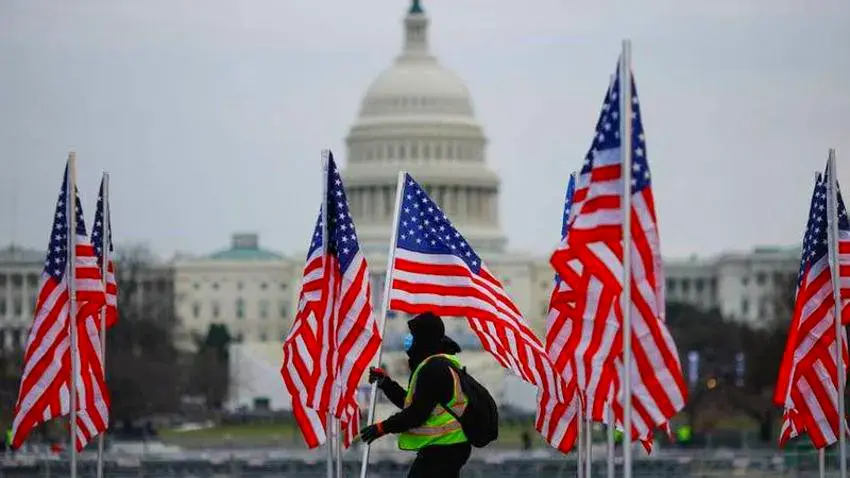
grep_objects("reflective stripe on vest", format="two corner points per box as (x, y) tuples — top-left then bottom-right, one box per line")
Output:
(398, 354), (468, 450)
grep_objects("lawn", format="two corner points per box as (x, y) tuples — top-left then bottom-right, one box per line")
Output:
(160, 422), (304, 448)
(160, 421), (540, 449)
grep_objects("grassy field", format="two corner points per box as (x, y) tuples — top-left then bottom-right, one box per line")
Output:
(160, 421), (541, 449)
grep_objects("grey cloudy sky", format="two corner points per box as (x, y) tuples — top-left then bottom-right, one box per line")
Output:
(1, 0), (848, 260)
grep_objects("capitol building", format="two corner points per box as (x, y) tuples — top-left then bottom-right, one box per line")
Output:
(0, 2), (801, 418)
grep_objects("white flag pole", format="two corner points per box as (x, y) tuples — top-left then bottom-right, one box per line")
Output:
(67, 152), (79, 478)
(607, 405), (615, 478)
(827, 149), (847, 478)
(359, 171), (406, 478)
(335, 419), (343, 478)
(320, 151), (335, 478)
(576, 403), (583, 478)
(584, 414), (592, 478)
(619, 39), (635, 478)
(96, 172), (111, 478)
(819, 448), (826, 478)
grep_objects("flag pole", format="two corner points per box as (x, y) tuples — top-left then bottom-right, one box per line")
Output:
(619, 39), (635, 478)
(827, 148), (847, 478)
(576, 403), (583, 478)
(607, 405), (615, 478)
(96, 172), (111, 478)
(67, 151), (79, 478)
(819, 448), (826, 478)
(335, 420), (343, 478)
(359, 171), (406, 478)
(320, 151), (335, 478)
(584, 413), (592, 478)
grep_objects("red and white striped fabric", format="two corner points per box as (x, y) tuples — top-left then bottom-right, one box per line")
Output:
(549, 65), (687, 445)
(93, 177), (118, 328)
(388, 174), (579, 453)
(774, 167), (850, 448)
(12, 163), (109, 451)
(281, 153), (379, 449)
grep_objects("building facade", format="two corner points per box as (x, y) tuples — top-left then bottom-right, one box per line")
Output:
(171, 233), (300, 350)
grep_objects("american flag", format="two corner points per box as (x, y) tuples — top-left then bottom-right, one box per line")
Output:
(549, 63), (687, 444)
(11, 161), (109, 451)
(92, 176), (118, 328)
(281, 152), (379, 449)
(388, 174), (579, 452)
(774, 164), (850, 448)
(546, 172), (583, 394)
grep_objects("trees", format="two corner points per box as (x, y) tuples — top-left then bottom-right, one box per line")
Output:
(188, 324), (233, 411)
(105, 245), (182, 430)
(664, 273), (797, 443)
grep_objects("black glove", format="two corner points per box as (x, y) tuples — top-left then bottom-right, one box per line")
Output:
(359, 422), (385, 444)
(368, 367), (389, 387)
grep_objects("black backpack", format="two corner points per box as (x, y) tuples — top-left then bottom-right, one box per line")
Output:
(436, 358), (499, 448)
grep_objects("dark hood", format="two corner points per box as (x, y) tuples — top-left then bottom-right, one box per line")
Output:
(406, 312), (462, 371)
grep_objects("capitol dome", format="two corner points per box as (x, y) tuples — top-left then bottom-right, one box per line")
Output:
(342, 0), (507, 254)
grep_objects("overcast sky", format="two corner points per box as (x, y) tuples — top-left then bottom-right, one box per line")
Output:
(1, 0), (848, 261)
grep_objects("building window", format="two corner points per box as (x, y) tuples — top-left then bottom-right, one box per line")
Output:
(259, 300), (269, 319)
(28, 293), (37, 310)
(212, 282), (220, 290)
(27, 274), (38, 287)
(279, 301), (290, 319)
(237, 281), (244, 291)
(193, 282), (200, 290)
(741, 298), (750, 316)
(261, 282), (268, 290)
(192, 302), (201, 318)
(0, 274), (6, 287)
(756, 272), (766, 286)
(681, 278), (691, 294)
(260, 332), (268, 342)
(0, 298), (6, 315)
(666, 279), (676, 293)
(695, 279), (704, 293)
(741, 276), (749, 287)
(11, 274), (22, 288)
(12, 297), (22, 316)
(279, 282), (287, 291)
(236, 298), (245, 319)
(212, 302), (220, 319)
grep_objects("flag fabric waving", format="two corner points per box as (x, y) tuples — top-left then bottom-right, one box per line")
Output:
(388, 173), (579, 452)
(774, 164), (850, 448)
(92, 177), (118, 328)
(281, 152), (379, 449)
(549, 63), (687, 444)
(11, 162), (109, 451)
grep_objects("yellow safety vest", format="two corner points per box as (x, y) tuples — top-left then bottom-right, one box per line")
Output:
(398, 354), (469, 451)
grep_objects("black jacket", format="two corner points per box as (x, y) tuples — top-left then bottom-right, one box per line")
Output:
(379, 356), (456, 434)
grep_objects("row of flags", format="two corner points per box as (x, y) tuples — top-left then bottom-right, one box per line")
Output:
(280, 49), (850, 458)
(10, 49), (844, 460)
(11, 158), (117, 453)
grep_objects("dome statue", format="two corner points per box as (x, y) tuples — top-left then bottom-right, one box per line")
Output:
(342, 0), (507, 254)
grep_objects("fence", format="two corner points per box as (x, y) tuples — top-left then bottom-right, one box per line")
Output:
(0, 449), (846, 478)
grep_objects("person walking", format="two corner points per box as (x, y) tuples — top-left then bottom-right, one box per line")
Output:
(359, 312), (474, 478)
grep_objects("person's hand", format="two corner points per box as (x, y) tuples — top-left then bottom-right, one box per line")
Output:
(368, 367), (389, 386)
(359, 423), (385, 444)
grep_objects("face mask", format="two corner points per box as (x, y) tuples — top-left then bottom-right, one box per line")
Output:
(403, 333), (414, 353)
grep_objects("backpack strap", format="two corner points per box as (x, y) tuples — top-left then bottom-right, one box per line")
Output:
(428, 356), (464, 421)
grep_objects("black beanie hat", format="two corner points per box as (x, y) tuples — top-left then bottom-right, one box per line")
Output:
(408, 311), (445, 346)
